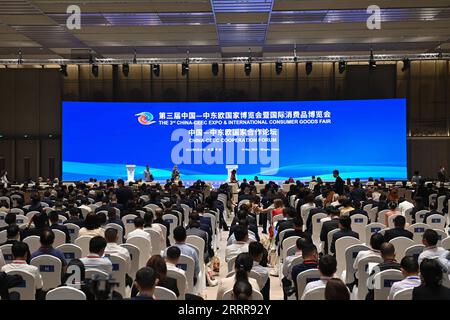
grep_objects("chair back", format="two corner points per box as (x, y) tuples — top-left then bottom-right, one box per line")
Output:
(377, 210), (389, 224)
(415, 210), (429, 224)
(30, 254), (62, 290)
(177, 254), (195, 294)
(434, 229), (447, 246)
(85, 269), (109, 280)
(344, 244), (370, 284)
(373, 269), (404, 300)
(350, 214), (368, 242)
(426, 214), (445, 230)
(107, 254), (127, 297)
(52, 229), (67, 247)
(407, 223), (429, 243)
(302, 286), (325, 300)
(56, 243), (82, 263)
(1, 244), (13, 263)
(296, 268), (321, 299)
(167, 269), (187, 300)
(0, 229), (6, 243)
(121, 214), (137, 236)
(312, 213), (328, 244)
(335, 236), (361, 277)
(64, 223), (80, 243)
(227, 255), (237, 273)
(154, 286), (177, 300)
(163, 214), (178, 245)
(392, 287), (413, 300)
(145, 228), (161, 255)
(46, 286), (86, 300)
(327, 228), (339, 254)
(6, 269), (36, 300)
(363, 204), (373, 212)
(281, 236), (300, 262)
(23, 236), (41, 253)
(404, 208), (413, 225)
(154, 223), (167, 246)
(437, 195), (446, 213)
(356, 255), (383, 300)
(404, 244), (425, 261)
(126, 236), (151, 268)
(442, 236), (450, 250)
(15, 214), (29, 226)
(278, 228), (294, 245)
(120, 243), (140, 279)
(368, 207), (378, 223)
(0, 212), (7, 228)
(389, 237), (415, 261)
(26, 211), (40, 221)
(180, 204), (191, 227)
(74, 236), (93, 257)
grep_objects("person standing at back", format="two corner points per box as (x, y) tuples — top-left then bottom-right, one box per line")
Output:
(333, 170), (344, 196)
(115, 179), (133, 211)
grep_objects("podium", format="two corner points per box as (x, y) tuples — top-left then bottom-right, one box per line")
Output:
(225, 165), (238, 182)
(126, 165), (136, 182)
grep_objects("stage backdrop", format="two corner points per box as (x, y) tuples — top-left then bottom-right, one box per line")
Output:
(62, 99), (407, 182)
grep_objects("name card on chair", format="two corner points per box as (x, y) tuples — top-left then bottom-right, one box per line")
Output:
(316, 218), (321, 223)
(414, 228), (425, 233)
(384, 279), (398, 288)
(432, 219), (441, 223)
(16, 219), (24, 224)
(112, 264), (119, 271)
(165, 219), (174, 224)
(4, 254), (13, 261)
(176, 263), (187, 271)
(0, 216), (4, 220)
(126, 219), (134, 224)
(371, 227), (381, 233)
(64, 252), (75, 260)
(355, 218), (363, 223)
(40, 265), (55, 272)
(68, 229), (75, 234)
(16, 279), (27, 288)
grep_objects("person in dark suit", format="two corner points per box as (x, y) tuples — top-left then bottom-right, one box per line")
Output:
(131, 256), (179, 298)
(330, 216), (359, 255)
(186, 216), (212, 262)
(333, 170), (345, 196)
(154, 208), (171, 247)
(64, 208), (85, 228)
(115, 179), (134, 210)
(410, 196), (427, 224)
(291, 242), (319, 299)
(130, 267), (157, 300)
(384, 215), (413, 242)
(281, 217), (312, 249)
(95, 196), (112, 213)
(20, 211), (49, 240)
(348, 200), (369, 219)
(413, 258), (450, 300)
(48, 211), (71, 243)
(320, 207), (340, 254)
(275, 207), (296, 246)
(349, 182), (366, 203)
(422, 201), (445, 224)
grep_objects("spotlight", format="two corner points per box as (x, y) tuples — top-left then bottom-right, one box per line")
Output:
(91, 64), (99, 77)
(152, 64), (160, 77)
(59, 64), (68, 77)
(275, 62), (283, 75)
(181, 60), (189, 76)
(338, 61), (346, 74)
(369, 49), (376, 71)
(122, 63), (129, 77)
(244, 61), (251, 76)
(305, 61), (313, 75)
(401, 58), (410, 72)
(212, 62), (219, 76)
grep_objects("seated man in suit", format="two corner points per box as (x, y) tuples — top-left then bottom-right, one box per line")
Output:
(291, 242), (319, 299)
(384, 215), (413, 242)
(48, 211), (71, 243)
(186, 215), (211, 263)
(64, 208), (85, 228)
(275, 207), (297, 246)
(413, 258), (450, 300)
(422, 201), (445, 224)
(30, 229), (67, 272)
(320, 207), (340, 254)
(172, 226), (200, 283)
(329, 216), (359, 255)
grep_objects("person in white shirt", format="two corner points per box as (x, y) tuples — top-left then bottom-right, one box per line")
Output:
(104, 228), (131, 273)
(388, 256), (421, 299)
(165, 245), (189, 292)
(80, 236), (113, 275)
(1, 242), (43, 292)
(248, 241), (269, 299)
(282, 237), (307, 282)
(418, 229), (448, 265)
(353, 232), (384, 278)
(301, 254), (336, 300)
(225, 225), (249, 262)
(143, 211), (165, 249)
(78, 198), (93, 215)
(398, 198), (414, 215)
(126, 216), (151, 242)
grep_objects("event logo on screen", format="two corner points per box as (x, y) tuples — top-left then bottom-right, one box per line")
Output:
(135, 112), (156, 125)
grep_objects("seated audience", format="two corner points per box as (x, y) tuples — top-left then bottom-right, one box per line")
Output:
(30, 229), (67, 270)
(225, 225), (249, 262)
(104, 228), (130, 273)
(301, 254), (337, 300)
(78, 213), (105, 238)
(131, 267), (158, 300)
(80, 236), (112, 275)
(48, 211), (70, 243)
(320, 207), (340, 254)
(330, 216), (359, 255)
(418, 229), (447, 265)
(64, 208), (84, 228)
(172, 226), (200, 282)
(384, 201), (401, 226)
(353, 232), (384, 279)
(126, 216), (151, 241)
(388, 256), (421, 299)
(413, 258), (450, 300)
(384, 215), (413, 242)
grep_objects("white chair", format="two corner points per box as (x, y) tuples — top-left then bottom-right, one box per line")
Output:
(368, 207), (378, 223)
(392, 287), (413, 300)
(350, 214), (368, 243)
(79, 207), (90, 219)
(344, 244), (370, 284)
(10, 208), (24, 216)
(363, 204), (373, 212)
(389, 237), (415, 262)
(311, 213), (327, 246)
(387, 214), (402, 228)
(122, 214), (137, 237)
(126, 236), (151, 268)
(203, 212), (217, 248)
(167, 269), (187, 300)
(145, 228), (161, 255)
(120, 243), (140, 279)
(154, 286), (177, 300)
(437, 195), (446, 213)
(428, 194), (438, 206)
(373, 269), (404, 300)
(335, 236), (361, 278)
(415, 210), (429, 224)
(105, 223), (124, 244)
(296, 268), (321, 299)
(85, 269), (109, 280)
(46, 286), (86, 300)
(0, 196), (11, 207)
(52, 229), (67, 247)
(154, 223), (167, 247)
(286, 244), (298, 257)
(58, 215), (67, 224)
(186, 235), (206, 293)
(426, 214), (446, 230)
(404, 244), (424, 261)
(108, 254), (127, 298)
(407, 223), (429, 243)
(56, 243), (82, 263)
(222, 288), (263, 300)
(64, 223), (80, 243)
(23, 236), (41, 253)
(26, 211), (40, 221)
(30, 254), (62, 290)
(163, 214), (178, 245)
(377, 210), (389, 224)
(442, 237), (450, 250)
(278, 228), (295, 246)
(0, 212), (7, 228)
(177, 254), (195, 294)
(15, 214), (28, 226)
(180, 204), (191, 227)
(0, 229), (6, 243)
(74, 236), (93, 257)
(227, 255), (237, 273)
(1, 244), (13, 263)
(302, 286), (325, 300)
(404, 208), (413, 225)
(327, 228), (339, 254)
(144, 204), (161, 214)
(356, 255), (383, 300)
(434, 229), (447, 246)
(237, 200), (250, 210)
(6, 269), (36, 300)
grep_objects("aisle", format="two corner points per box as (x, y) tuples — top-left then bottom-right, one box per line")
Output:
(203, 217), (283, 300)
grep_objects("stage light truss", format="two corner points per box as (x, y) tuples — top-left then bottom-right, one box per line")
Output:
(0, 53), (448, 65)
